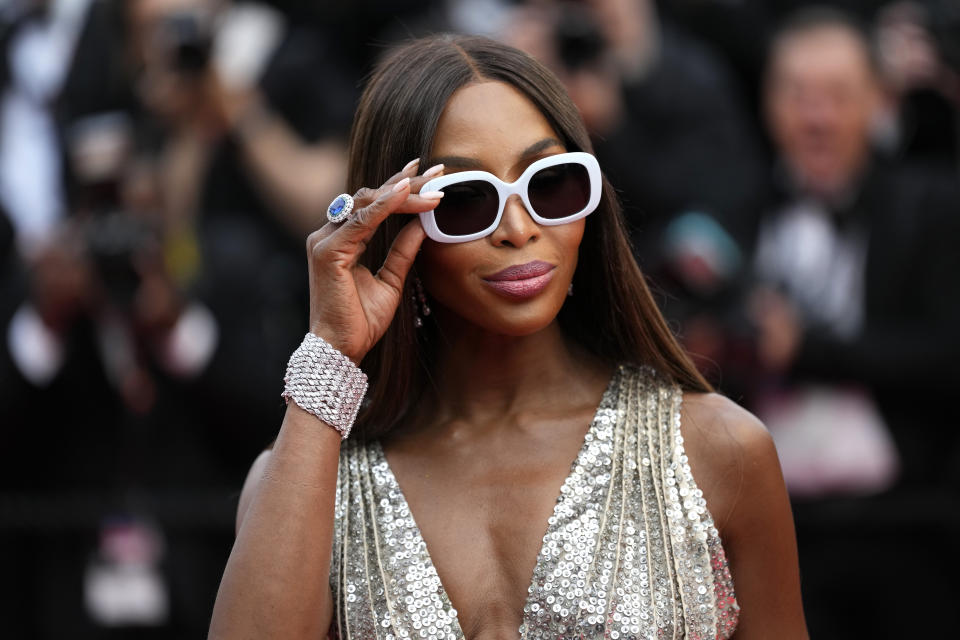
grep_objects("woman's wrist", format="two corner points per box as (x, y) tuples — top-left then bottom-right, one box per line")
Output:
(282, 333), (368, 439)
(307, 323), (366, 366)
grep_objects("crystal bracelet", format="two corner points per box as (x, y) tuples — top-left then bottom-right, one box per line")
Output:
(281, 333), (368, 439)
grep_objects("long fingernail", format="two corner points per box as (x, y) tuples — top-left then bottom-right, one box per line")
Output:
(392, 177), (411, 193)
(420, 190), (444, 199)
(422, 164), (444, 179)
(403, 158), (420, 172)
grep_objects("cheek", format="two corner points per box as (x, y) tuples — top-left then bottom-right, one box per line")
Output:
(555, 220), (586, 275)
(561, 219), (586, 252)
(419, 240), (470, 273)
(417, 240), (481, 300)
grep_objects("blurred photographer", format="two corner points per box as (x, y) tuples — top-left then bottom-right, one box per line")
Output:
(128, 0), (352, 239)
(117, 0), (361, 465)
(0, 1), (358, 634)
(500, 0), (764, 386)
(749, 7), (960, 495)
(5, 109), (217, 412)
(745, 12), (960, 635)
(503, 0), (763, 257)
(0, 106), (230, 634)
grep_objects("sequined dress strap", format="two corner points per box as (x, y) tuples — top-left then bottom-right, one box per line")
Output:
(517, 365), (739, 639)
(332, 442), (463, 639)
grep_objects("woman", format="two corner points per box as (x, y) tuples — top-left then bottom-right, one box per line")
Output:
(209, 35), (807, 639)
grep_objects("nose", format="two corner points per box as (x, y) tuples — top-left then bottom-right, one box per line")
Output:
(792, 90), (840, 133)
(490, 194), (541, 248)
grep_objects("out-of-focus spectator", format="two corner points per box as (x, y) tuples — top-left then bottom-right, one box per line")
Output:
(751, 6), (960, 493)
(0, 109), (226, 639)
(745, 8), (960, 636)
(501, 0), (765, 336)
(126, 0), (352, 239)
(0, 0), (362, 635)
(112, 0), (361, 469)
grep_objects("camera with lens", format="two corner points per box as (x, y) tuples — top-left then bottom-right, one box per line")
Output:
(553, 2), (607, 72)
(160, 9), (213, 75)
(85, 212), (155, 308)
(67, 113), (154, 308)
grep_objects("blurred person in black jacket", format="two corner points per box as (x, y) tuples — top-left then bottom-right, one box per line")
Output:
(751, 6), (960, 492)
(0, 0), (360, 636)
(500, 0), (765, 374)
(747, 8), (960, 637)
(501, 0), (765, 274)
(0, 115), (233, 637)
(116, 0), (360, 472)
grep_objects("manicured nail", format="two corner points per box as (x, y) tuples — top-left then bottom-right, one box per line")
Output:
(420, 190), (444, 199)
(403, 158), (420, 172)
(422, 164), (444, 179)
(392, 177), (411, 192)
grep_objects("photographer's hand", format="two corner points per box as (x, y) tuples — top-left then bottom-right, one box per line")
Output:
(30, 228), (94, 334)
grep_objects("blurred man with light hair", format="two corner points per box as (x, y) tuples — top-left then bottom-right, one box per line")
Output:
(748, 7), (960, 638)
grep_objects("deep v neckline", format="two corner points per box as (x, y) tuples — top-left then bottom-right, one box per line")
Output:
(370, 367), (622, 637)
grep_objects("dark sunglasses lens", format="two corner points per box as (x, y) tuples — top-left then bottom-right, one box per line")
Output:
(433, 180), (500, 236)
(528, 162), (591, 219)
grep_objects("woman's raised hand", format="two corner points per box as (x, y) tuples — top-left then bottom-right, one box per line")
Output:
(304, 159), (444, 364)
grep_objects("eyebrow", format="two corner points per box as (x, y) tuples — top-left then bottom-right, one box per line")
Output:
(429, 137), (565, 170)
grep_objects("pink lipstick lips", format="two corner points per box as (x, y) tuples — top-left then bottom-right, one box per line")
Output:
(482, 260), (556, 299)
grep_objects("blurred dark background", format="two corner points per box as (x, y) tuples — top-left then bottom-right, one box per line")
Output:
(0, 0), (957, 637)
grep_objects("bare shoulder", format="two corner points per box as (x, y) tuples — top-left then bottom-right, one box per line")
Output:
(679, 392), (781, 532)
(682, 394), (808, 637)
(681, 392), (773, 456)
(236, 449), (273, 534)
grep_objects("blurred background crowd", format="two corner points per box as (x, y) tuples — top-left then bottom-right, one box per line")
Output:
(0, 0), (957, 637)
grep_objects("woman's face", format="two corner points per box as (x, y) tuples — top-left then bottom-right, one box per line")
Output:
(419, 81), (585, 337)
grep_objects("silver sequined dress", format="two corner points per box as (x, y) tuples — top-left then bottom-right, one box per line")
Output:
(330, 365), (740, 639)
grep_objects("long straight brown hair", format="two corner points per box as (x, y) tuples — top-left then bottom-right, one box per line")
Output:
(348, 34), (710, 440)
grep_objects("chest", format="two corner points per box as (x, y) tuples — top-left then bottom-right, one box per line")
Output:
(383, 435), (586, 636)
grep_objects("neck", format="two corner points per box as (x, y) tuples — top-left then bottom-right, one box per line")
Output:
(422, 310), (607, 427)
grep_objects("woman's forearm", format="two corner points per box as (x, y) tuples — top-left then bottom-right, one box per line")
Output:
(209, 405), (341, 639)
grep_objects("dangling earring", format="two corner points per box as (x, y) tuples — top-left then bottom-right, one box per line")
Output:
(567, 283), (574, 297)
(413, 276), (432, 328)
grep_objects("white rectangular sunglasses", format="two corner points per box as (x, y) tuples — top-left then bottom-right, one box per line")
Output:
(418, 151), (602, 243)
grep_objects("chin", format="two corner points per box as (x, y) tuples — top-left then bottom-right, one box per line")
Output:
(489, 314), (557, 337)
(438, 287), (568, 338)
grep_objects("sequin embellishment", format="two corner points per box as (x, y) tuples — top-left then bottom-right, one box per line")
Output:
(330, 365), (740, 639)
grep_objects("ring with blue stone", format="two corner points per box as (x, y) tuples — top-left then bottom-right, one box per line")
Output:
(327, 193), (354, 223)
